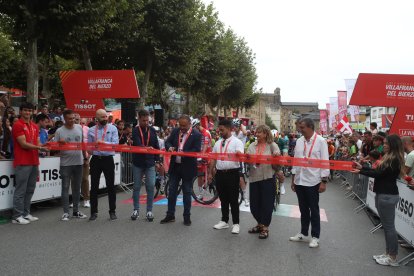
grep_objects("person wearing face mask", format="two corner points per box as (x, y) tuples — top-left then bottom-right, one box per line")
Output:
(160, 114), (202, 226)
(87, 109), (119, 221)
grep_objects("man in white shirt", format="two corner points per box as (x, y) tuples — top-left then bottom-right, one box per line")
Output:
(208, 119), (244, 234)
(352, 132), (363, 152)
(289, 118), (330, 248)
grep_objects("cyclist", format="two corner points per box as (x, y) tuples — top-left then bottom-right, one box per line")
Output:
(192, 118), (213, 200)
(232, 118), (249, 206)
(274, 132), (288, 194)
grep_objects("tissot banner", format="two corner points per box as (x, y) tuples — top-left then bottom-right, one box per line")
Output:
(65, 98), (105, 117)
(389, 108), (414, 136)
(350, 73), (414, 107)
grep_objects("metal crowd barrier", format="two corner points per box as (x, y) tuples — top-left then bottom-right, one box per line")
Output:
(120, 152), (134, 193)
(338, 168), (414, 266)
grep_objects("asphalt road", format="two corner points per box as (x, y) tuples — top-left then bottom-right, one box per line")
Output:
(0, 177), (413, 276)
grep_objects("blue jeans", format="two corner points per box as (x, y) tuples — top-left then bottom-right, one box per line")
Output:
(167, 164), (192, 217)
(375, 194), (399, 256)
(132, 165), (155, 212)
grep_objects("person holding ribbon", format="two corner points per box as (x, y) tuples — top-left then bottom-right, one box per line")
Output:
(208, 119), (244, 234)
(11, 102), (49, 225)
(130, 109), (161, 222)
(289, 118), (329, 248)
(87, 109), (119, 221)
(246, 125), (283, 239)
(160, 115), (201, 226)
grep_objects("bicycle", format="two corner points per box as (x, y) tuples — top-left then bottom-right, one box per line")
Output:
(273, 175), (281, 211)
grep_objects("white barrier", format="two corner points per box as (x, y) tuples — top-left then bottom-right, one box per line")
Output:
(395, 181), (414, 246)
(0, 154), (121, 211)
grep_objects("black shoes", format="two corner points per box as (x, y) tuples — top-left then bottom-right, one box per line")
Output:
(89, 213), (98, 221)
(109, 212), (117, 220)
(183, 217), (191, 226)
(160, 215), (175, 224)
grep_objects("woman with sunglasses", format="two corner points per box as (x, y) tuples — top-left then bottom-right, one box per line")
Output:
(247, 125), (283, 239)
(352, 134), (405, 266)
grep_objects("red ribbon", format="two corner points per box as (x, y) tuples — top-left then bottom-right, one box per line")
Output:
(46, 142), (353, 171)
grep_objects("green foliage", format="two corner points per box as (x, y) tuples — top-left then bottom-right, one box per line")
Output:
(0, 0), (258, 112)
(265, 113), (277, 130)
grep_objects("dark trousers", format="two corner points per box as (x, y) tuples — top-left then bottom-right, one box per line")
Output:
(250, 178), (275, 226)
(167, 164), (193, 218)
(296, 184), (320, 238)
(90, 155), (116, 214)
(216, 169), (240, 224)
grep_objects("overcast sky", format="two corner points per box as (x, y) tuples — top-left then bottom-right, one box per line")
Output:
(202, 0), (414, 108)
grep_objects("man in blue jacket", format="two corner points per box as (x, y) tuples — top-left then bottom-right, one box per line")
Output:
(131, 109), (161, 222)
(160, 115), (202, 226)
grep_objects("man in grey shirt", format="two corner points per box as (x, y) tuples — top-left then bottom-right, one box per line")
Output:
(55, 109), (87, 221)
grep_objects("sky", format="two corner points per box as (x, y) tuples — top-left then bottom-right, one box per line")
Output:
(201, 0), (414, 108)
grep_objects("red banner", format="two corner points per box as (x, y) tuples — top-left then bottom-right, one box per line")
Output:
(337, 90), (347, 119)
(350, 73), (414, 107)
(46, 142), (353, 171)
(319, 110), (327, 134)
(60, 70), (140, 99)
(65, 98), (105, 118)
(389, 108), (414, 136)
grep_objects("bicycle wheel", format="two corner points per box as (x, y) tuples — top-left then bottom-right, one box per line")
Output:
(238, 188), (244, 206)
(274, 178), (280, 211)
(192, 176), (219, 205)
(164, 178), (182, 198)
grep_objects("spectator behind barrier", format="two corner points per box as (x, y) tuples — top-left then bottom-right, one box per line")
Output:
(352, 134), (405, 266)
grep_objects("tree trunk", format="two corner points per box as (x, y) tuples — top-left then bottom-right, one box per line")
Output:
(236, 107), (240, 118)
(26, 37), (39, 107)
(223, 106), (227, 118)
(139, 54), (153, 109)
(81, 43), (93, 70)
(41, 51), (51, 102)
(184, 89), (190, 114)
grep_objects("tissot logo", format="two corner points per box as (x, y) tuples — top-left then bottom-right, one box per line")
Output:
(405, 114), (414, 121)
(74, 104), (96, 110)
(396, 196), (413, 218)
(0, 174), (16, 189)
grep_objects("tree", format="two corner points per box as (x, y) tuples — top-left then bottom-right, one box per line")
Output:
(265, 113), (277, 130)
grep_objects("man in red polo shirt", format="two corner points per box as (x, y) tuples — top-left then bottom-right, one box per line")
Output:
(12, 102), (48, 225)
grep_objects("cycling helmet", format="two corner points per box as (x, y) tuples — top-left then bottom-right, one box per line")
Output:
(191, 118), (200, 128)
(232, 118), (242, 127)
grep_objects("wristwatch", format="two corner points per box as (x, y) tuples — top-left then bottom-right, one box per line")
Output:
(321, 177), (328, 183)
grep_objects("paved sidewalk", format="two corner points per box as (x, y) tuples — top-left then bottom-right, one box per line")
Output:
(0, 178), (413, 275)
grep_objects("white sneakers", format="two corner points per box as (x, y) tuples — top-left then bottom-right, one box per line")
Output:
(231, 224), (240, 234)
(280, 183), (286, 195)
(244, 199), (250, 207)
(309, 237), (319, 248)
(289, 233), (309, 242)
(24, 214), (39, 222)
(61, 213), (70, 221)
(213, 221), (240, 234)
(12, 216), (30, 225)
(83, 200), (90, 208)
(289, 233), (319, 248)
(373, 254), (399, 266)
(213, 221), (230, 229)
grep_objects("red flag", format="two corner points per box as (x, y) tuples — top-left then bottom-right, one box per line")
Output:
(337, 116), (353, 133)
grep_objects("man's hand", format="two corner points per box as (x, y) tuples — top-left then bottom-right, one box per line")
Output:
(168, 147), (175, 152)
(319, 182), (327, 193)
(351, 169), (360, 174)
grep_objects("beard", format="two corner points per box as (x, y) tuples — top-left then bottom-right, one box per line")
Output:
(99, 120), (108, 126)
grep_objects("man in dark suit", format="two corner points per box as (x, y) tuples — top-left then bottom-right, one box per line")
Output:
(160, 115), (202, 226)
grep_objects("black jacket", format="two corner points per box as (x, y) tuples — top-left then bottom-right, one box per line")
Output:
(131, 126), (160, 168)
(165, 127), (201, 180)
(359, 158), (400, 195)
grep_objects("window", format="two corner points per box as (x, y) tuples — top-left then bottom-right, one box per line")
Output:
(372, 109), (377, 119)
